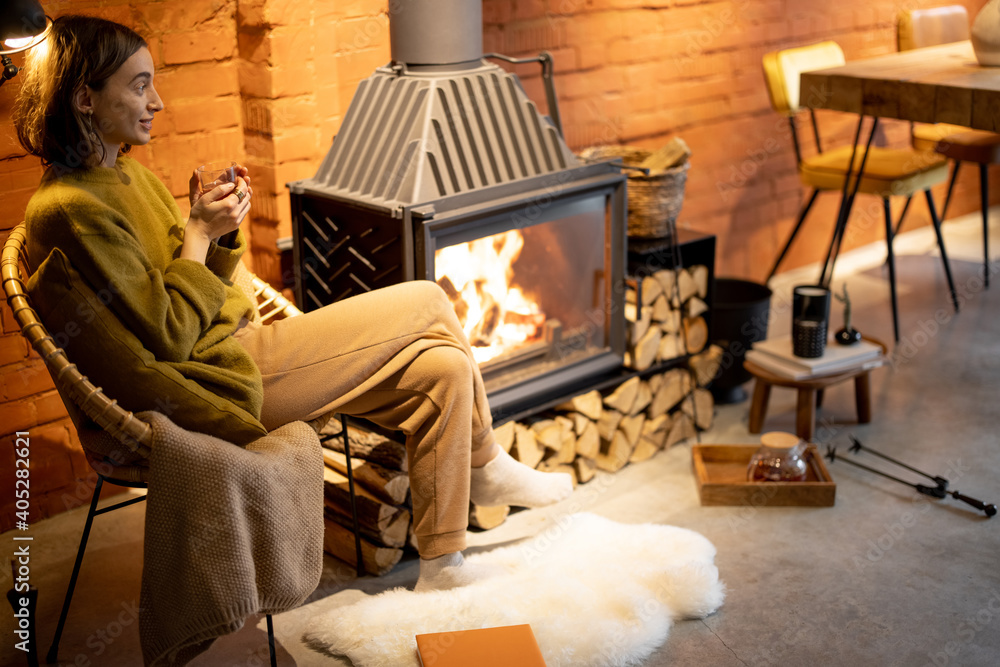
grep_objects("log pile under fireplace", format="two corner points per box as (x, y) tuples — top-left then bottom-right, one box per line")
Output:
(315, 319), (724, 573)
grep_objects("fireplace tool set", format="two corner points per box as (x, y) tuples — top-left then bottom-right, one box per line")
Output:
(825, 436), (996, 517)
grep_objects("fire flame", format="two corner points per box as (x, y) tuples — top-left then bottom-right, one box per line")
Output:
(435, 230), (546, 365)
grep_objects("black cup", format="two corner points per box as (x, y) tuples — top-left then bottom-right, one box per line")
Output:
(792, 285), (830, 358)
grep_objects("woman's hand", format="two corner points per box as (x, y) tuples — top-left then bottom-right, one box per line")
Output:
(182, 166), (253, 264)
(188, 164), (253, 208)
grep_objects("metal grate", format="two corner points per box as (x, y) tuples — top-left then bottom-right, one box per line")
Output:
(293, 199), (404, 310)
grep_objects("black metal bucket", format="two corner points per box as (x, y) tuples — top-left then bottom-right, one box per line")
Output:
(709, 278), (772, 404)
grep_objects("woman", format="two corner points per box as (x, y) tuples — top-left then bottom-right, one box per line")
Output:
(14, 15), (572, 592)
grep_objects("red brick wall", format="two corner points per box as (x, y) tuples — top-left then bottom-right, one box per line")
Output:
(0, 0), (990, 530)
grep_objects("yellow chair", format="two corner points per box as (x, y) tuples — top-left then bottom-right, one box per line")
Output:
(763, 41), (958, 341)
(2, 223), (363, 666)
(899, 5), (997, 287)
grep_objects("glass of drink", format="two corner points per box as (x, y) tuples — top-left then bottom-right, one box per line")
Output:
(195, 161), (237, 196)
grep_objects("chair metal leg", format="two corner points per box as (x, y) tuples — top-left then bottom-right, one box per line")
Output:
(821, 116), (880, 288)
(820, 189), (863, 288)
(340, 415), (366, 578)
(924, 189), (960, 312)
(940, 159), (962, 223)
(46, 477), (104, 664)
(266, 614), (277, 667)
(980, 163), (990, 288)
(891, 195), (914, 238)
(767, 189), (819, 282)
(883, 198), (901, 342)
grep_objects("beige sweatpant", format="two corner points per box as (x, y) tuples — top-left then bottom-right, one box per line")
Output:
(234, 280), (495, 558)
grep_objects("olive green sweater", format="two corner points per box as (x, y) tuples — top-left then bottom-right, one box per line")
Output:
(25, 156), (264, 431)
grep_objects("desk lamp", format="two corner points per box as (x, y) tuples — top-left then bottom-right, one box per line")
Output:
(1, 0), (51, 87)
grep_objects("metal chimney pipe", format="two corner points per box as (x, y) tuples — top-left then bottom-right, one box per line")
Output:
(388, 0), (483, 68)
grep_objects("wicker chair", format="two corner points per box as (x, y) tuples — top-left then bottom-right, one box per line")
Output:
(2, 223), (363, 666)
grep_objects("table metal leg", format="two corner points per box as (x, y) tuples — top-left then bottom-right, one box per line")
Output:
(820, 116), (880, 288)
(923, 189), (960, 312)
(979, 163), (990, 289)
(883, 197), (901, 342)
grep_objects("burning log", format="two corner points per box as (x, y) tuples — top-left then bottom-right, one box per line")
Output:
(469, 289), (501, 346)
(437, 275), (469, 323)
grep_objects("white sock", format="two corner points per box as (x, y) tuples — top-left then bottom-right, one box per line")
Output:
(414, 551), (503, 592)
(469, 448), (573, 508)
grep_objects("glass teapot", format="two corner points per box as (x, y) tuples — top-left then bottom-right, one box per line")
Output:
(747, 432), (808, 482)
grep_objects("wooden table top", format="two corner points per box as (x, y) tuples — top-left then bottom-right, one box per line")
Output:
(800, 41), (1000, 131)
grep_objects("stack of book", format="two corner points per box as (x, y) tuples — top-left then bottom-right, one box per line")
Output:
(746, 335), (885, 380)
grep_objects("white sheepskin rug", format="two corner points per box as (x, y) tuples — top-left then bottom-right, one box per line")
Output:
(302, 512), (725, 667)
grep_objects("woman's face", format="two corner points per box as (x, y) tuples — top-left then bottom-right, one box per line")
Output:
(88, 46), (163, 167)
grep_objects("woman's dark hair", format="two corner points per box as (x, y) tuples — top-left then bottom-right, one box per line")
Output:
(13, 15), (147, 170)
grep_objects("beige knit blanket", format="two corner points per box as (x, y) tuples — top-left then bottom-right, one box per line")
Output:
(137, 411), (325, 666)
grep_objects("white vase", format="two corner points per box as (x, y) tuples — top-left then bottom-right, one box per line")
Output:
(972, 0), (1000, 66)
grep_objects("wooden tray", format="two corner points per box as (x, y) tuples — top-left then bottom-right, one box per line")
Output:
(692, 444), (836, 507)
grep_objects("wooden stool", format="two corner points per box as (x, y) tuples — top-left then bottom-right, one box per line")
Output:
(744, 339), (887, 441)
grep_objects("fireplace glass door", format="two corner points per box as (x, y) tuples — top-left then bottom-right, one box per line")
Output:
(416, 178), (625, 416)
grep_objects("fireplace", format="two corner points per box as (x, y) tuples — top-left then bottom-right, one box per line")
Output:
(288, 0), (627, 418)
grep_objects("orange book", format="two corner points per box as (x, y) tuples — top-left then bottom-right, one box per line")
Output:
(415, 624), (547, 667)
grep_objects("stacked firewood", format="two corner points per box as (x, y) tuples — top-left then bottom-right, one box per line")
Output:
(317, 262), (724, 563)
(625, 264), (711, 371)
(318, 422), (412, 576)
(470, 342), (724, 529)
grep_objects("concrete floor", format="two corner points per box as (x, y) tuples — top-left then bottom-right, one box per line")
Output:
(2, 213), (998, 667)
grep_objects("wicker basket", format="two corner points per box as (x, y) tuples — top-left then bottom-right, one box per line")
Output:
(581, 145), (689, 239)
